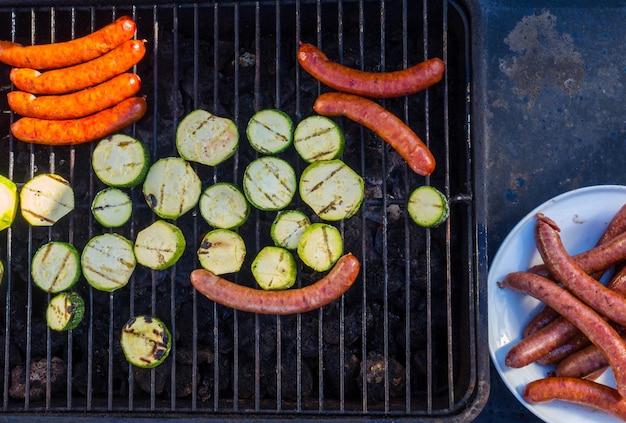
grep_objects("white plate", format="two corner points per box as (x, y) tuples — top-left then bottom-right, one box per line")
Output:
(488, 185), (626, 423)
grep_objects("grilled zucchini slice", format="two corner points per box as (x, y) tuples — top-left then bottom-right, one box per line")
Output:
(251, 246), (297, 290)
(407, 186), (449, 228)
(197, 229), (246, 275)
(46, 292), (85, 331)
(246, 109), (294, 154)
(243, 156), (296, 211)
(121, 316), (172, 368)
(31, 241), (81, 293)
(20, 173), (74, 226)
(92, 134), (150, 188)
(270, 210), (310, 250)
(293, 115), (344, 162)
(91, 188), (133, 228)
(81, 233), (136, 292)
(0, 174), (17, 231)
(199, 182), (249, 229)
(297, 222), (343, 272)
(134, 220), (186, 270)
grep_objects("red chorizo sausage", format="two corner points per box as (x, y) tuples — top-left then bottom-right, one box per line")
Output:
(313, 92), (435, 176)
(10, 39), (146, 95)
(498, 271), (626, 397)
(536, 331), (591, 365)
(297, 42), (444, 98)
(554, 342), (609, 379)
(0, 16), (136, 69)
(10, 96), (146, 145)
(8, 73), (141, 120)
(190, 253), (360, 315)
(522, 377), (626, 420)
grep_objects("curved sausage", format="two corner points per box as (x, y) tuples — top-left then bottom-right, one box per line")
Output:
(10, 96), (146, 145)
(297, 42), (445, 98)
(10, 39), (146, 95)
(0, 16), (136, 69)
(522, 377), (626, 420)
(522, 307), (561, 338)
(8, 73), (141, 120)
(498, 271), (626, 397)
(190, 253), (360, 315)
(554, 343), (609, 379)
(536, 331), (591, 365)
(313, 92), (435, 176)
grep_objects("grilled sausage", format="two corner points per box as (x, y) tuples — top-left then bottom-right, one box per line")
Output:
(554, 343), (609, 379)
(523, 377), (626, 421)
(0, 16), (136, 69)
(522, 307), (561, 339)
(498, 271), (626, 397)
(536, 331), (592, 365)
(297, 41), (445, 98)
(8, 73), (141, 120)
(10, 39), (146, 95)
(313, 92), (435, 176)
(10, 96), (146, 145)
(190, 253), (360, 315)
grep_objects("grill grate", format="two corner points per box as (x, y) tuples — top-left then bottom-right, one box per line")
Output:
(0, 0), (486, 420)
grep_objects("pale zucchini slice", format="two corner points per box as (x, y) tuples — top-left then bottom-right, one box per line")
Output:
(199, 183), (249, 229)
(81, 233), (136, 292)
(20, 173), (74, 226)
(121, 315), (172, 368)
(297, 222), (343, 272)
(251, 246), (297, 290)
(176, 109), (239, 167)
(31, 241), (81, 293)
(197, 229), (246, 275)
(46, 292), (85, 331)
(243, 156), (296, 211)
(0, 174), (18, 231)
(91, 188), (133, 228)
(293, 115), (344, 162)
(246, 109), (294, 154)
(270, 210), (310, 250)
(407, 186), (449, 228)
(142, 157), (202, 220)
(92, 134), (150, 188)
(134, 220), (186, 270)
(299, 159), (364, 221)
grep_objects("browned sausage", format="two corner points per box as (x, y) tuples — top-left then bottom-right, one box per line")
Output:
(10, 96), (146, 145)
(522, 307), (561, 338)
(313, 92), (435, 176)
(498, 271), (626, 396)
(554, 343), (609, 379)
(297, 42), (445, 98)
(0, 16), (136, 69)
(536, 331), (592, 365)
(522, 377), (626, 420)
(10, 39), (146, 95)
(8, 73), (141, 120)
(190, 253), (360, 315)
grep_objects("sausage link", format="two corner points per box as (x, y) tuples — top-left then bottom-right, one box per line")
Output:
(190, 253), (360, 315)
(0, 16), (136, 69)
(499, 271), (626, 397)
(555, 343), (609, 379)
(10, 39), (146, 95)
(522, 377), (626, 421)
(313, 92), (435, 176)
(522, 307), (561, 338)
(10, 96), (146, 145)
(536, 331), (592, 365)
(297, 42), (445, 98)
(8, 73), (141, 120)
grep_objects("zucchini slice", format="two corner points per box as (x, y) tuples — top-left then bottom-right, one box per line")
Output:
(81, 233), (136, 292)
(92, 134), (150, 188)
(142, 157), (202, 220)
(197, 229), (246, 275)
(134, 220), (186, 270)
(246, 109), (294, 154)
(31, 241), (81, 293)
(199, 183), (249, 229)
(46, 292), (85, 331)
(270, 210), (310, 250)
(91, 188), (133, 228)
(121, 315), (172, 368)
(243, 156), (296, 211)
(297, 222), (343, 272)
(20, 173), (74, 226)
(299, 159), (364, 221)
(176, 109), (239, 167)
(251, 246), (297, 290)
(0, 174), (17, 231)
(293, 115), (344, 162)
(407, 186), (449, 228)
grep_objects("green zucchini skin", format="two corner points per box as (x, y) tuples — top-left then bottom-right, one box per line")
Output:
(46, 292), (85, 331)
(31, 241), (81, 293)
(121, 316), (172, 368)
(92, 134), (150, 188)
(81, 233), (136, 292)
(243, 156), (297, 212)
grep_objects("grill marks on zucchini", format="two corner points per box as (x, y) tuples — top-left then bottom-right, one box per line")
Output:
(243, 157), (296, 211)
(20, 173), (75, 226)
(31, 241), (80, 293)
(46, 292), (85, 331)
(246, 109), (294, 154)
(81, 233), (136, 292)
(92, 134), (149, 188)
(121, 316), (172, 368)
(134, 220), (186, 270)
(293, 115), (344, 163)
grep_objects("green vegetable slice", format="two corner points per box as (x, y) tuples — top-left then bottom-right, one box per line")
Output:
(46, 292), (85, 331)
(299, 159), (364, 221)
(134, 220), (186, 270)
(0, 174), (17, 231)
(121, 315), (172, 368)
(251, 246), (297, 290)
(92, 134), (150, 188)
(246, 109), (294, 154)
(407, 186), (449, 228)
(199, 183), (249, 229)
(81, 233), (136, 292)
(270, 210), (310, 250)
(20, 173), (74, 226)
(91, 188), (133, 228)
(243, 156), (296, 211)
(176, 109), (239, 166)
(297, 222), (343, 272)
(293, 115), (344, 162)
(31, 241), (81, 293)
(197, 229), (246, 275)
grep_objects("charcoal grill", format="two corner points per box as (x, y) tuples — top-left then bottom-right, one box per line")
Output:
(0, 0), (488, 420)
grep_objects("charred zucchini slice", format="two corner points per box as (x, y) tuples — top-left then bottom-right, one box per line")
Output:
(92, 134), (150, 188)
(0, 174), (17, 231)
(46, 292), (85, 331)
(134, 220), (186, 270)
(243, 156), (296, 211)
(199, 182), (249, 229)
(251, 246), (297, 290)
(197, 229), (246, 275)
(81, 233), (136, 292)
(270, 210), (310, 250)
(297, 222), (343, 272)
(293, 115), (344, 162)
(407, 186), (449, 228)
(246, 109), (294, 154)
(20, 173), (74, 226)
(91, 187), (133, 228)
(31, 241), (81, 293)
(121, 315), (172, 368)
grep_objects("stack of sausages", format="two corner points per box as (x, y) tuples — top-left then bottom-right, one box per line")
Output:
(0, 16), (147, 145)
(498, 206), (626, 420)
